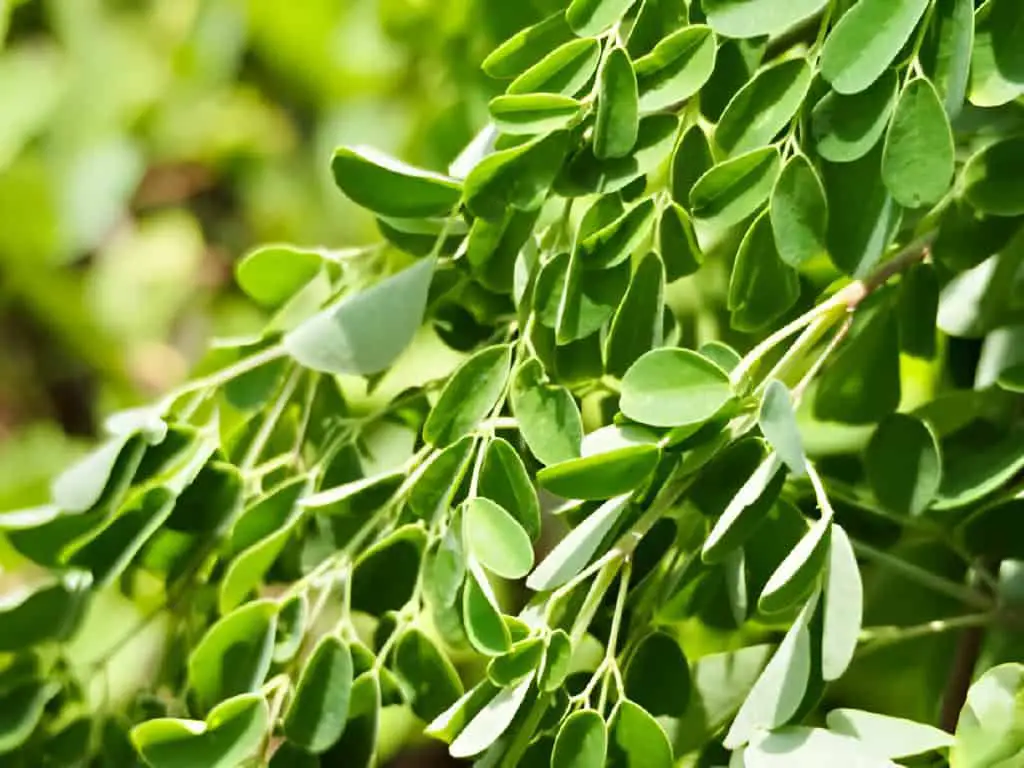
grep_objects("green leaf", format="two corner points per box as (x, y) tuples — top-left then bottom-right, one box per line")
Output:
(423, 344), (511, 448)
(703, 0), (830, 39)
(625, 632), (690, 717)
(881, 78), (955, 208)
(620, 347), (733, 429)
(449, 673), (533, 758)
(990, 0), (1024, 86)
(229, 476), (308, 556)
(759, 515), (830, 615)
(658, 202), (703, 280)
(537, 443), (659, 500)
(565, 0), (635, 37)
(330, 146), (461, 218)
(539, 630), (573, 691)
(821, 524), (862, 682)
(605, 252), (665, 377)
(897, 262), (939, 359)
(479, 438), (542, 541)
(634, 25), (716, 113)
(820, 0), (931, 95)
(377, 215), (466, 258)
(951, 663), (1024, 768)
(425, 517), (467, 611)
(934, 430), (1024, 511)
(51, 432), (142, 514)
(920, 0), (974, 117)
(728, 210), (800, 332)
(187, 600), (277, 712)
(235, 245), (323, 309)
(489, 94), (582, 135)
(0, 570), (91, 652)
(462, 562), (511, 656)
(408, 435), (474, 521)
(977, 325), (1024, 389)
(716, 59), (812, 157)
(467, 206), (540, 293)
(488, 637), (545, 686)
(552, 709), (607, 768)
(690, 147), (781, 232)
(284, 257), (435, 375)
(865, 413), (942, 517)
(319, 671), (379, 768)
(556, 113), (679, 196)
(670, 123), (714, 208)
(759, 380), (806, 476)
(351, 524), (426, 615)
(963, 137), (1024, 217)
(811, 71), (898, 163)
(483, 12), (574, 79)
(626, 0), (686, 58)
(689, 437), (768, 518)
(393, 628), (463, 722)
(607, 699), (673, 768)
(425, 680), (500, 744)
(220, 511), (302, 614)
(283, 634), (352, 753)
(577, 197), (656, 270)
(937, 248), (1023, 338)
(814, 300), (901, 424)
(826, 708), (954, 759)
(464, 130), (571, 220)
(745, 725), (894, 767)
(527, 494), (631, 591)
(510, 359), (584, 466)
(703, 454), (785, 563)
(508, 38), (602, 96)
(464, 497), (534, 580)
(823, 145), (901, 277)
(131, 694), (268, 768)
(770, 154), (828, 267)
(299, 469), (403, 513)
(0, 681), (59, 755)
(594, 48), (639, 160)
(968, 1), (1024, 107)
(724, 593), (817, 748)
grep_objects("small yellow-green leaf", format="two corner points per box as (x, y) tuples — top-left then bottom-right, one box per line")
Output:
(284, 257), (435, 375)
(820, 0), (931, 95)
(969, 1), (1024, 108)
(827, 708), (954, 759)
(759, 380), (806, 476)
(607, 699), (673, 768)
(235, 245), (323, 309)
(578, 197), (657, 270)
(527, 495), (631, 591)
(759, 511), (831, 615)
(703, 454), (786, 563)
(408, 435), (475, 522)
(131, 694), (268, 768)
(920, 0), (974, 117)
(566, 0), (636, 37)
(449, 673), (533, 758)
(670, 123), (713, 208)
(594, 48), (639, 160)
(634, 25), (716, 113)
(482, 12), (573, 79)
(350, 525), (427, 615)
(537, 445), (659, 500)
(625, 632), (690, 717)
(881, 78), (955, 208)
(716, 59), (812, 157)
(464, 497), (535, 580)
(488, 637), (545, 686)
(393, 628), (464, 722)
(479, 438), (542, 541)
(539, 630), (573, 691)
(690, 147), (781, 232)
(989, 0), (1024, 87)
(424, 345), (512, 448)
(508, 38), (602, 96)
(330, 146), (461, 218)
(770, 154), (828, 268)
(489, 93), (582, 135)
(283, 634), (352, 753)
(510, 359), (584, 467)
(318, 671), (379, 768)
(620, 347), (733, 429)
(658, 201), (703, 280)
(811, 71), (899, 163)
(703, 0), (830, 39)
(462, 563), (511, 656)
(464, 130), (571, 220)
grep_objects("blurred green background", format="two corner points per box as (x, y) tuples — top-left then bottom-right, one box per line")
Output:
(0, 0), (565, 514)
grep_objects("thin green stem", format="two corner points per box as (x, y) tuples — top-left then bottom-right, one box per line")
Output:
(858, 612), (996, 655)
(851, 538), (993, 611)
(170, 343), (287, 401)
(598, 560), (632, 714)
(240, 365), (303, 473)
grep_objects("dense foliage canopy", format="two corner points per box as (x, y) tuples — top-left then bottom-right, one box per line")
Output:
(1, 0), (1024, 766)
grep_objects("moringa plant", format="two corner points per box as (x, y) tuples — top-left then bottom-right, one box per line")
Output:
(2, 0), (1024, 765)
